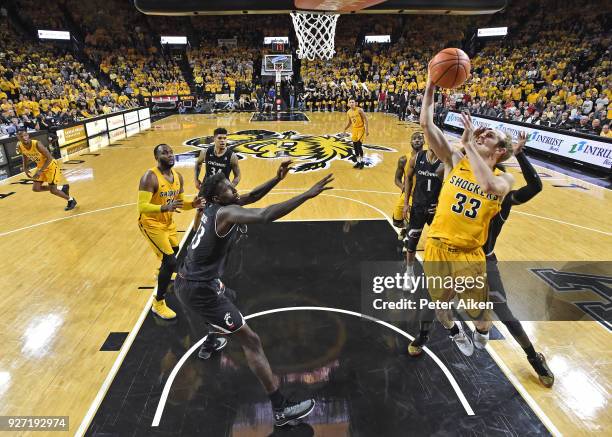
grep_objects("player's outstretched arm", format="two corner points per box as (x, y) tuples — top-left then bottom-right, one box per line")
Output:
(217, 175), (333, 230)
(461, 112), (514, 197)
(420, 78), (455, 167)
(510, 132), (542, 205)
(237, 160), (292, 206)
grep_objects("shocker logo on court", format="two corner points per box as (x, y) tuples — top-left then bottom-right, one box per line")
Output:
(184, 130), (395, 172)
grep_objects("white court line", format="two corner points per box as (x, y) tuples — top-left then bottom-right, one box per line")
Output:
(272, 191), (564, 436)
(512, 210), (612, 236)
(0, 202), (135, 238)
(151, 306), (475, 427)
(74, 221), (195, 437)
(464, 320), (562, 437)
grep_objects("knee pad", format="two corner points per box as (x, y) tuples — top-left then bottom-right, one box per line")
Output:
(404, 228), (422, 252)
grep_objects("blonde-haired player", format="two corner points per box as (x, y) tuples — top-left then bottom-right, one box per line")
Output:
(343, 97), (369, 169)
(17, 130), (76, 210)
(138, 143), (202, 320)
(410, 76), (514, 357)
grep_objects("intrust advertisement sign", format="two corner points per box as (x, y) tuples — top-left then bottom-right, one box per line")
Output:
(57, 124), (87, 147)
(444, 111), (612, 170)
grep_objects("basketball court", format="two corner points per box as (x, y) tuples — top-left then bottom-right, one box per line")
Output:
(0, 0), (611, 436)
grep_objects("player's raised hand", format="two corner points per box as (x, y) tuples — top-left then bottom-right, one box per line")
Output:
(513, 131), (528, 155)
(191, 196), (205, 209)
(276, 160), (293, 180)
(460, 111), (475, 145)
(162, 198), (184, 212)
(305, 174), (334, 199)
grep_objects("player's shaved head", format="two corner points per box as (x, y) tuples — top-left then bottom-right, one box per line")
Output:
(153, 143), (171, 158)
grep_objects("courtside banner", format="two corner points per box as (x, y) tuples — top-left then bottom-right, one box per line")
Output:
(57, 124), (87, 147)
(138, 108), (150, 120)
(444, 111), (612, 170)
(107, 114), (125, 131)
(124, 110), (139, 126)
(85, 118), (107, 137)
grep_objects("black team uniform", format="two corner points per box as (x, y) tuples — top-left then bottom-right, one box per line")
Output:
(404, 150), (443, 255)
(481, 151), (554, 387)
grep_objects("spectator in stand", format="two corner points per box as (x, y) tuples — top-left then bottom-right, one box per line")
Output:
(600, 124), (612, 138)
(573, 116), (593, 134)
(556, 112), (574, 130)
(591, 118), (602, 135)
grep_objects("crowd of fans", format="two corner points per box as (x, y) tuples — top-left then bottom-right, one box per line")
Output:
(0, 0), (610, 139)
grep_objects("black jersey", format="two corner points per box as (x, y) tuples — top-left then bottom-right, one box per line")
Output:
(483, 195), (513, 256)
(205, 147), (233, 179)
(180, 203), (238, 281)
(411, 150), (442, 207)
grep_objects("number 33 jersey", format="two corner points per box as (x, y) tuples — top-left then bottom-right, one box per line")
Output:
(428, 156), (503, 250)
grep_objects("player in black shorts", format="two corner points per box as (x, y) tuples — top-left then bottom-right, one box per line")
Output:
(402, 145), (443, 290)
(472, 131), (554, 387)
(175, 160), (333, 426)
(194, 127), (241, 229)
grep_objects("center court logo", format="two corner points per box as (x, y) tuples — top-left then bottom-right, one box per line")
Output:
(184, 129), (395, 172)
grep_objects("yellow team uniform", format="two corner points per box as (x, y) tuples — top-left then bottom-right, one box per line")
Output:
(424, 156), (503, 319)
(138, 167), (181, 259)
(348, 107), (365, 142)
(17, 140), (60, 184)
(393, 156), (415, 224)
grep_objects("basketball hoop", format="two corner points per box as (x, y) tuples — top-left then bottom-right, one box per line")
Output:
(274, 62), (284, 83)
(290, 11), (339, 61)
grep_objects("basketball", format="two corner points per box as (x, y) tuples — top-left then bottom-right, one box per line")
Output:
(429, 48), (471, 89)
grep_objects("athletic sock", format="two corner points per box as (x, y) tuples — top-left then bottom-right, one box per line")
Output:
(269, 389), (286, 409)
(523, 344), (537, 360)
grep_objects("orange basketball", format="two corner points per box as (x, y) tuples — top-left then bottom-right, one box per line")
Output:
(429, 48), (471, 89)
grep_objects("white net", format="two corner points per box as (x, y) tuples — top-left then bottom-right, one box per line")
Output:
(290, 11), (339, 61)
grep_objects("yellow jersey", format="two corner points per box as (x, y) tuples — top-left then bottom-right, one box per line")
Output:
(428, 157), (502, 250)
(139, 167), (181, 228)
(18, 140), (52, 169)
(348, 107), (364, 130)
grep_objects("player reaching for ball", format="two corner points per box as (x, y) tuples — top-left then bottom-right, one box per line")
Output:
(410, 58), (514, 357)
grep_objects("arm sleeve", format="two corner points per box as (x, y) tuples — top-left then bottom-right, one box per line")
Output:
(178, 192), (195, 210)
(511, 152), (542, 205)
(138, 191), (162, 213)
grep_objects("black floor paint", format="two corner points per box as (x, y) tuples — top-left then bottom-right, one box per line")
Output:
(100, 332), (129, 351)
(87, 220), (548, 436)
(250, 112), (310, 122)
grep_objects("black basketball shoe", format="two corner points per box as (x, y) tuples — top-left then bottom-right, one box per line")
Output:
(528, 352), (554, 388)
(274, 398), (316, 427)
(65, 198), (77, 211)
(198, 336), (228, 360)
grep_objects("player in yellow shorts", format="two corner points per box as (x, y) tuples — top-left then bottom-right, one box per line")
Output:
(343, 97), (369, 169)
(392, 132), (425, 238)
(17, 130), (77, 211)
(138, 143), (202, 320)
(410, 77), (514, 357)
